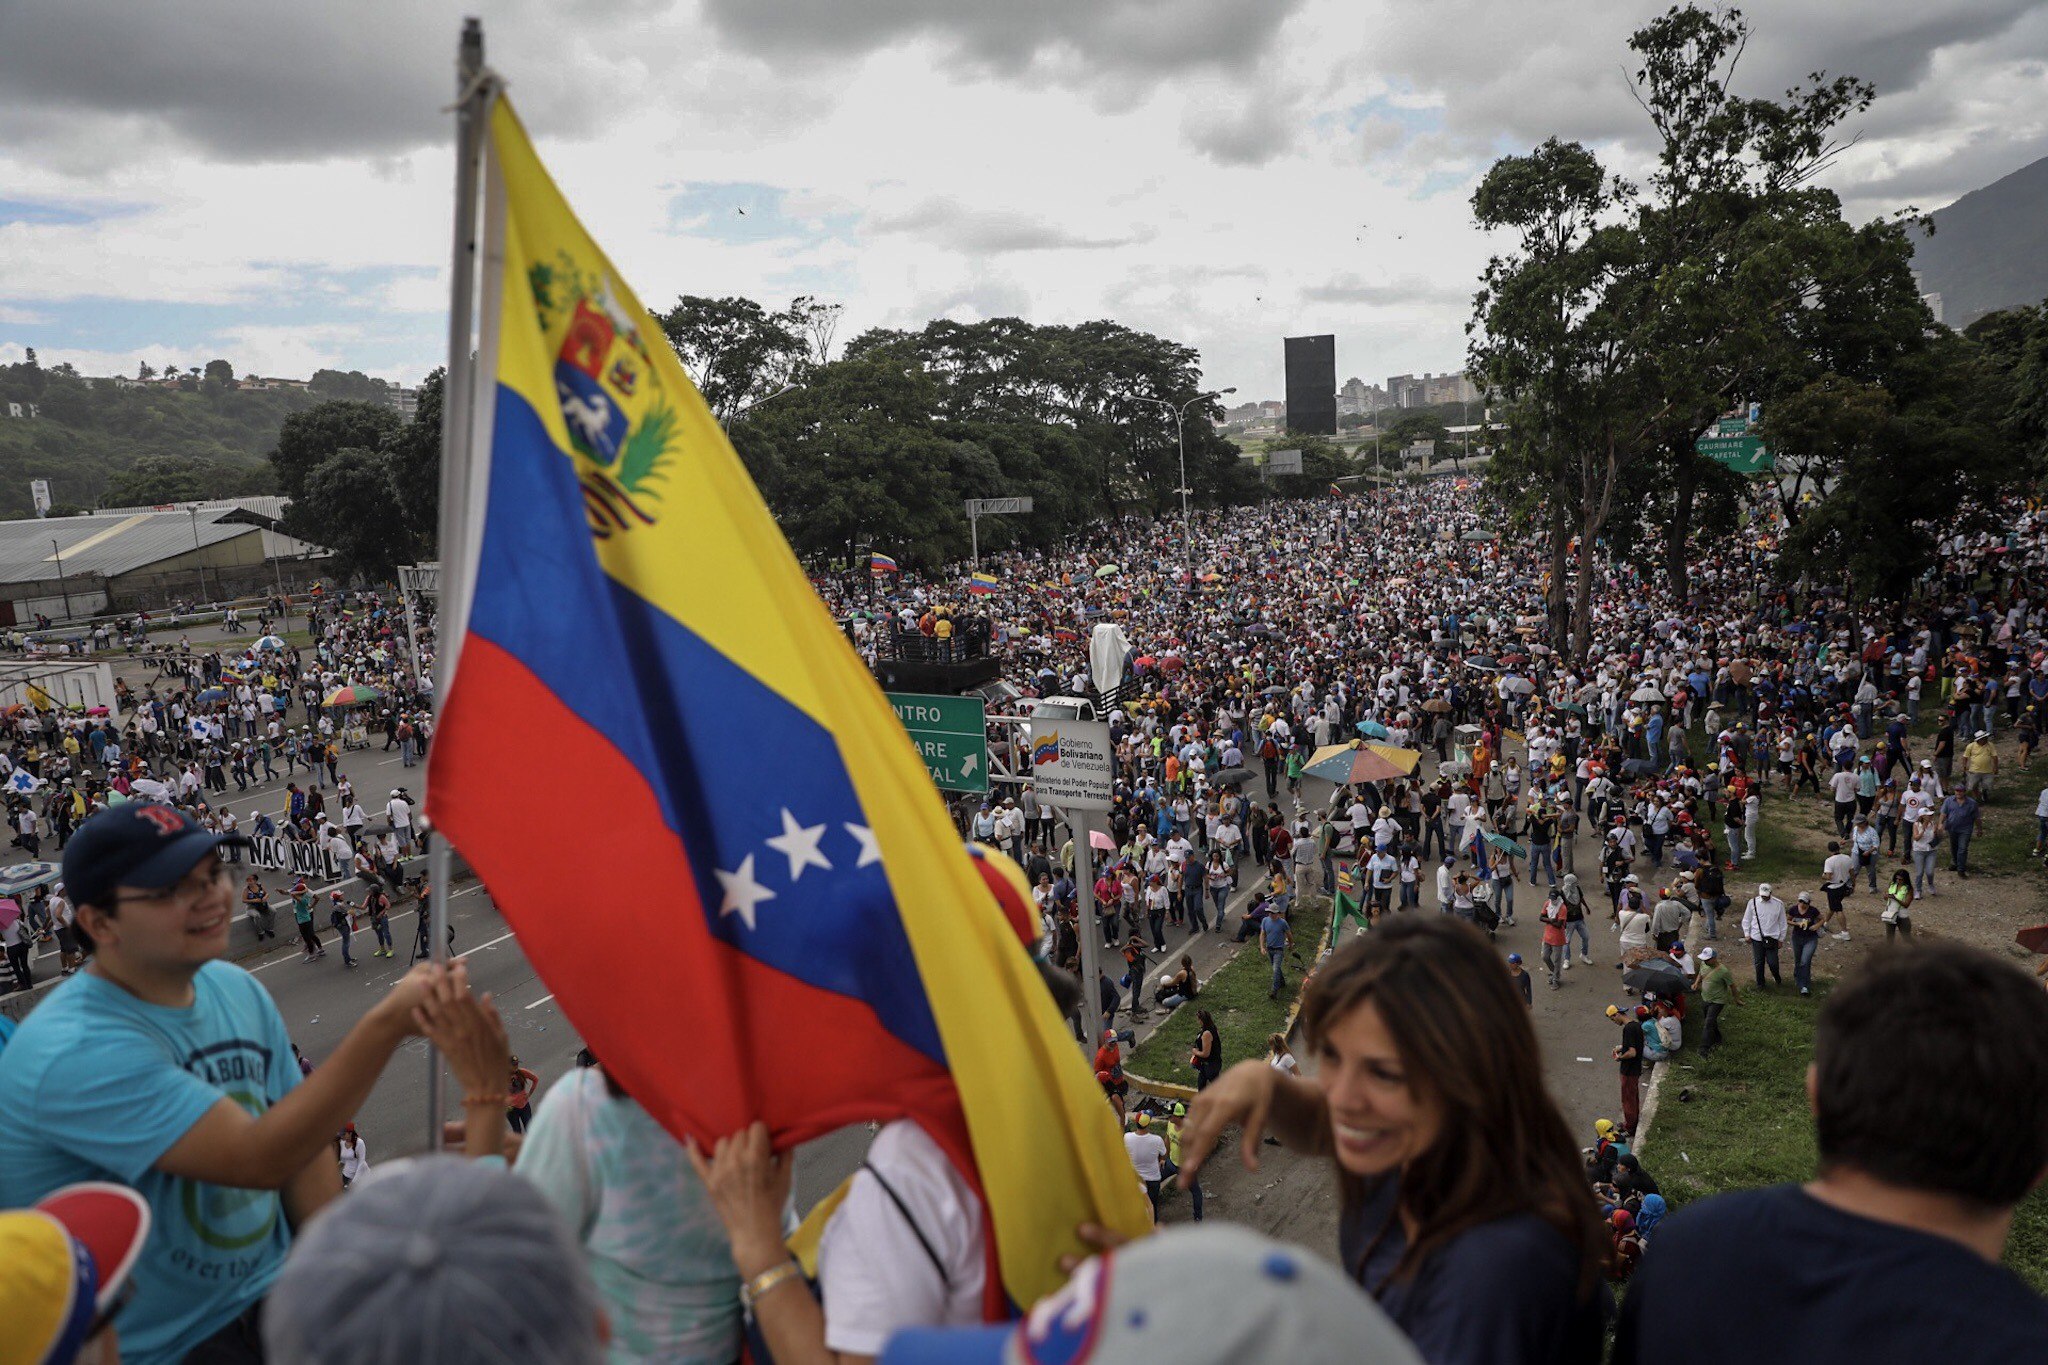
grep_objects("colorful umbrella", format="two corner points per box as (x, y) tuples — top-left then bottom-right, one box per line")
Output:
(323, 684), (383, 708)
(1304, 742), (1420, 786)
(1088, 829), (1117, 851)
(1356, 719), (1391, 739)
(1094, 564), (1120, 578)
(256, 635), (287, 651)
(196, 687), (228, 703)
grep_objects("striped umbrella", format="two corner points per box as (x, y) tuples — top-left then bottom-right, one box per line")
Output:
(323, 684), (383, 708)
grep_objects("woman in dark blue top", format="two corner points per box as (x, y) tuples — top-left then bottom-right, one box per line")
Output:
(1179, 916), (1609, 1363)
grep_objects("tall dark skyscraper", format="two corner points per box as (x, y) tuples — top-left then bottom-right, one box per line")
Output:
(1284, 334), (1336, 435)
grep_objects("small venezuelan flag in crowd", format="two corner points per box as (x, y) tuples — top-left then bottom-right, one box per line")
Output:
(968, 571), (999, 594)
(427, 95), (1147, 1317)
(869, 551), (899, 575)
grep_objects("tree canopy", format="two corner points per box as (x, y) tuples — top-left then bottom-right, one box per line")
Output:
(1466, 4), (2014, 654)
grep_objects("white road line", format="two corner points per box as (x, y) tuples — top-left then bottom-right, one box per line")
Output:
(524, 993), (555, 1010)
(456, 929), (517, 960)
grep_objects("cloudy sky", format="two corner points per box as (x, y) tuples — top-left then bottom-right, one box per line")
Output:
(2, 0), (2044, 400)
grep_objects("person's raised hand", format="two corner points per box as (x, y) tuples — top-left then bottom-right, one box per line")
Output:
(372, 962), (443, 1035)
(1176, 1059), (1281, 1187)
(412, 960), (509, 1100)
(686, 1121), (795, 1276)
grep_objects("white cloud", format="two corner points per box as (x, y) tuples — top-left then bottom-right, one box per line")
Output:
(0, 0), (2040, 401)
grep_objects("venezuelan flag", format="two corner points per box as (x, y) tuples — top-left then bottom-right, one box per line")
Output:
(967, 571), (999, 595)
(427, 96), (1147, 1313)
(869, 551), (899, 574)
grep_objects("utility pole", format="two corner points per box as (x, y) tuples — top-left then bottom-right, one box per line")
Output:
(50, 538), (71, 620)
(1135, 387), (1234, 591)
(187, 505), (211, 604)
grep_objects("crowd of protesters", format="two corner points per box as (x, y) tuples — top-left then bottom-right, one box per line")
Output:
(0, 590), (436, 994)
(6, 477), (2048, 1364)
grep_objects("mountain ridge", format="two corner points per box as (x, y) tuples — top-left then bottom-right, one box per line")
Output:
(1910, 154), (2048, 329)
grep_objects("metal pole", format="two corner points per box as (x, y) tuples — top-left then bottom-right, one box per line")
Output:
(1073, 808), (1105, 1042)
(969, 508), (979, 572)
(399, 569), (425, 695)
(270, 545), (286, 626)
(1175, 407), (1192, 591)
(425, 16), (488, 1152)
(188, 507), (207, 604)
(50, 539), (70, 620)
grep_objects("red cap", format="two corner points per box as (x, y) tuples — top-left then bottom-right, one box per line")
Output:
(39, 1181), (151, 1304)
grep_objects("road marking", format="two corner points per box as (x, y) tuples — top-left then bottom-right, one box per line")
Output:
(524, 993), (555, 1010)
(457, 929), (517, 960)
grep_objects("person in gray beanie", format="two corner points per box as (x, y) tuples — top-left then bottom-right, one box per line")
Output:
(263, 1155), (607, 1365)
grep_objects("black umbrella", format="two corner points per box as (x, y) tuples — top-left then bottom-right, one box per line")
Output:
(1210, 766), (1259, 787)
(1622, 960), (1685, 993)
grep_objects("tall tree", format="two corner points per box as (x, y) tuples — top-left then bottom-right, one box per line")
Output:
(297, 447), (413, 580)
(653, 295), (813, 427)
(1470, 136), (1635, 656)
(269, 401), (403, 506)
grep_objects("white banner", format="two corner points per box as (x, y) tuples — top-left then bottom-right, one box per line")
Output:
(245, 833), (351, 881)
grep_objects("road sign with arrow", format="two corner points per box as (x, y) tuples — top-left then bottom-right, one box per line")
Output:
(886, 691), (989, 793)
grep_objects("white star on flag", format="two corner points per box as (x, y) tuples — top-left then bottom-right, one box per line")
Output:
(765, 808), (832, 881)
(714, 853), (776, 931)
(844, 822), (882, 868)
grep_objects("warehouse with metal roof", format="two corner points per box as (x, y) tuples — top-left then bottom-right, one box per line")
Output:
(0, 504), (327, 624)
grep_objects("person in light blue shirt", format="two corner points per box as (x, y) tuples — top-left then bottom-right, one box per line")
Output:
(0, 803), (444, 1365)
(518, 1059), (745, 1365)
(1261, 903), (1293, 999)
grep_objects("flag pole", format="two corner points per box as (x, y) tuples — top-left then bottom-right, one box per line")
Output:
(425, 15), (489, 1151)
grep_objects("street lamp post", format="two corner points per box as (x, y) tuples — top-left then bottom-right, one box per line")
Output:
(187, 505), (210, 605)
(50, 538), (71, 620)
(1136, 386), (1235, 590)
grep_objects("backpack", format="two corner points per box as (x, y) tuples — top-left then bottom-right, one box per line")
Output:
(1258, 735), (1279, 759)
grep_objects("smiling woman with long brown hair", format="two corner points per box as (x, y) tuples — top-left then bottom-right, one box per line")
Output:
(1178, 915), (1608, 1363)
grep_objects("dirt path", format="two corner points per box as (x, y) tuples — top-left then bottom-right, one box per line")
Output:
(1739, 732), (2048, 986)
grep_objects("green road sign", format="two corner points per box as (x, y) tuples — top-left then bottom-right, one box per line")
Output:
(886, 691), (989, 793)
(1696, 415), (1772, 475)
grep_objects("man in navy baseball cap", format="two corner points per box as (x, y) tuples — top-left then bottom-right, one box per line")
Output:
(0, 801), (451, 1365)
(60, 802), (246, 916)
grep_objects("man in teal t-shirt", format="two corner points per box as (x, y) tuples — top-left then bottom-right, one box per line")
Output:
(0, 803), (442, 1365)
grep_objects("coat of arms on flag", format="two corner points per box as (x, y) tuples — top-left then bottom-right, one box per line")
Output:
(528, 253), (678, 537)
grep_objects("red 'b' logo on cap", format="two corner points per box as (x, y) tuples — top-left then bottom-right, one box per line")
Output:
(135, 806), (186, 836)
